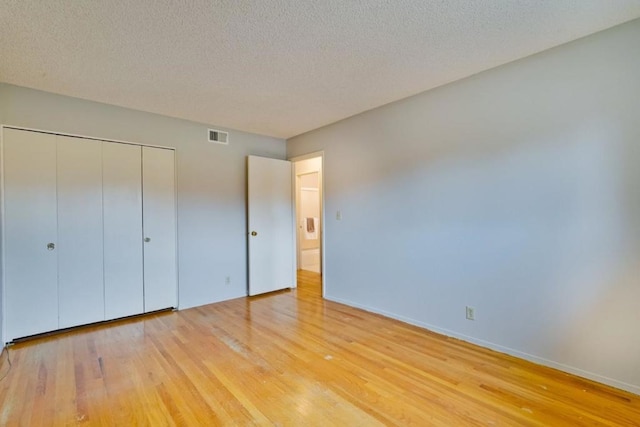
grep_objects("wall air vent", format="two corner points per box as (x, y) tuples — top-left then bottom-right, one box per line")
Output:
(208, 129), (229, 145)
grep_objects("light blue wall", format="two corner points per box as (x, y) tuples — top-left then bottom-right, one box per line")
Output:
(288, 19), (640, 394)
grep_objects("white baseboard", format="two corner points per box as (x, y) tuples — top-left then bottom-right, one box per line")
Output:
(326, 295), (640, 396)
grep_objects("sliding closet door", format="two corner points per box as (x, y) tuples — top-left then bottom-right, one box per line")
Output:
(103, 142), (144, 320)
(3, 128), (59, 340)
(57, 136), (105, 328)
(142, 147), (177, 312)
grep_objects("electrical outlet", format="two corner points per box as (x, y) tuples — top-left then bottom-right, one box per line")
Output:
(465, 306), (475, 320)
(336, 210), (342, 220)
(225, 276), (231, 285)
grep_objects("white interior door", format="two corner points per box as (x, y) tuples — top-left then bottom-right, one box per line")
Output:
(3, 128), (59, 340)
(247, 155), (294, 296)
(103, 142), (144, 320)
(142, 146), (177, 312)
(57, 136), (105, 328)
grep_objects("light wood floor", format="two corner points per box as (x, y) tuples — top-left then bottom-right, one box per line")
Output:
(0, 270), (638, 426)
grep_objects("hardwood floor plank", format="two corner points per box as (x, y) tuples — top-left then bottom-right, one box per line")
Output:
(0, 270), (638, 426)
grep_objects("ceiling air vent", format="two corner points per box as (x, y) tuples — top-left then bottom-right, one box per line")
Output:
(208, 129), (229, 145)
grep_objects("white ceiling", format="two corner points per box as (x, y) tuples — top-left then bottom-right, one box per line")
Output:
(1, 1), (639, 139)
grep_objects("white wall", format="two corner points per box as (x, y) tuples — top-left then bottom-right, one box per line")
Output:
(0, 83), (286, 316)
(288, 19), (640, 394)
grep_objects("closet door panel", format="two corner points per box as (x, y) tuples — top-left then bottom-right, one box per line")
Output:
(103, 142), (144, 320)
(142, 147), (177, 312)
(57, 136), (105, 328)
(3, 128), (59, 340)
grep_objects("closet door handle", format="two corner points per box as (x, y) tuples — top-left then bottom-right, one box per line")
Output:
(46, 242), (55, 251)
(144, 237), (151, 242)
(250, 231), (257, 236)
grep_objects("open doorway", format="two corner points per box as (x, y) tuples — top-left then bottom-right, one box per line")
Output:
(292, 154), (323, 296)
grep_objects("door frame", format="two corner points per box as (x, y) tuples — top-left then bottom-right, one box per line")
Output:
(289, 151), (325, 297)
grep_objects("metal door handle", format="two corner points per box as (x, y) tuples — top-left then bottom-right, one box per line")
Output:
(47, 242), (55, 251)
(250, 231), (257, 236)
(144, 237), (151, 242)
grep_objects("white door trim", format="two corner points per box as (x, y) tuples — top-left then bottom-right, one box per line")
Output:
(1, 124), (176, 150)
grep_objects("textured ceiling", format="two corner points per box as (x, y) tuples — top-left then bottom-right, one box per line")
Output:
(1, 1), (640, 138)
